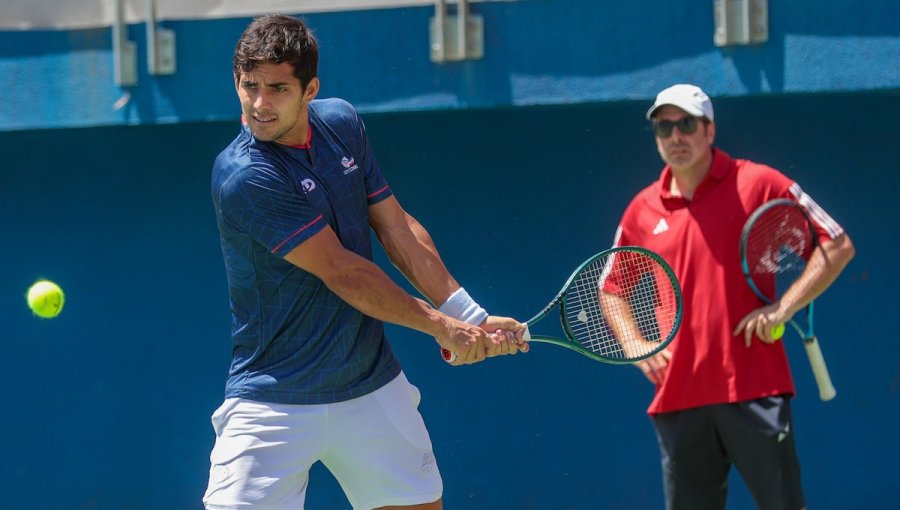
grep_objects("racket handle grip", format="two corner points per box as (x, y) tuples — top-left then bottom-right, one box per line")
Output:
(804, 336), (836, 401)
(440, 326), (531, 364)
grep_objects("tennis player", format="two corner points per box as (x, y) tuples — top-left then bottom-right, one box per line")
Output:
(611, 84), (855, 510)
(203, 14), (526, 510)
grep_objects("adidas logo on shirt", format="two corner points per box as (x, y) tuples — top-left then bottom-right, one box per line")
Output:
(653, 218), (669, 235)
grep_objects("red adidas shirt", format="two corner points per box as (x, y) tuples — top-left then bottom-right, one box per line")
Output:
(614, 149), (843, 414)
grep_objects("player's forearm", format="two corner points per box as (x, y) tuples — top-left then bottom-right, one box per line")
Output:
(377, 213), (460, 307)
(599, 291), (648, 357)
(322, 255), (451, 338)
(779, 233), (855, 317)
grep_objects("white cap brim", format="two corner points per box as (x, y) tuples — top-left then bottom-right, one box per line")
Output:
(646, 101), (706, 120)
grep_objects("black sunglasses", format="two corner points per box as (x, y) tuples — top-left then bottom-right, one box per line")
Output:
(652, 116), (700, 138)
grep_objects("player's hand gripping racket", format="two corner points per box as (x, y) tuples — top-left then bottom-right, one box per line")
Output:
(442, 247), (683, 364)
(740, 198), (836, 401)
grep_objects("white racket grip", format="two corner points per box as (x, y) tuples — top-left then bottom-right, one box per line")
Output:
(522, 326), (531, 342)
(804, 337), (837, 401)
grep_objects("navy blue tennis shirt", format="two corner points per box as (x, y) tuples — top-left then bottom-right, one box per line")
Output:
(211, 98), (402, 405)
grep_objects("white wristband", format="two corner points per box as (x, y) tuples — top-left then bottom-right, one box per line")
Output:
(438, 287), (488, 325)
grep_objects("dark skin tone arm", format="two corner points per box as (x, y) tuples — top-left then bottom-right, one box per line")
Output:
(282, 196), (526, 364)
(368, 196), (527, 358)
(283, 224), (494, 364)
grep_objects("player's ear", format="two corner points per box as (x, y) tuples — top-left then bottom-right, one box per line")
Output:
(303, 77), (320, 102)
(705, 119), (716, 145)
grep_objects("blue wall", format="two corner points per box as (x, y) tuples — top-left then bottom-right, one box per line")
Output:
(1, 0), (899, 131)
(1, 90), (897, 509)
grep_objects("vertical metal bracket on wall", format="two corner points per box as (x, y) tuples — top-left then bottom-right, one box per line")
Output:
(147, 0), (177, 75)
(113, 0), (137, 86)
(430, 0), (484, 62)
(714, 0), (768, 47)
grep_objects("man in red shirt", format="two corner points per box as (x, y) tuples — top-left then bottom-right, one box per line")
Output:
(612, 84), (855, 510)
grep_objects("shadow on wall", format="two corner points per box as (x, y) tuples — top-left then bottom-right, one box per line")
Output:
(3, 0), (900, 130)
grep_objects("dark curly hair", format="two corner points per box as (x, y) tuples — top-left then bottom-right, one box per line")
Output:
(233, 14), (318, 90)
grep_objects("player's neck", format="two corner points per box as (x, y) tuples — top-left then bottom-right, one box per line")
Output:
(669, 152), (713, 200)
(276, 117), (313, 148)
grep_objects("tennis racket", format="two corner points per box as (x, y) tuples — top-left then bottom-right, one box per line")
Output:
(740, 198), (836, 401)
(442, 246), (683, 364)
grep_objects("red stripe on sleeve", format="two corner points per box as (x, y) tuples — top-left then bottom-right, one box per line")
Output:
(367, 185), (390, 199)
(272, 214), (324, 254)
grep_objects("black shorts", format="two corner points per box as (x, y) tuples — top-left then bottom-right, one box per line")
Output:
(652, 395), (806, 510)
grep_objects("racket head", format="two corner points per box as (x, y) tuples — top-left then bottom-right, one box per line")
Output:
(741, 201), (836, 400)
(740, 199), (816, 305)
(542, 246), (683, 364)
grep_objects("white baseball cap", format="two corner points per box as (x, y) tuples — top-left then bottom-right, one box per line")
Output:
(646, 84), (714, 121)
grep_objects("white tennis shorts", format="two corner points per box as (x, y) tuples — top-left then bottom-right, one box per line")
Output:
(202, 372), (442, 510)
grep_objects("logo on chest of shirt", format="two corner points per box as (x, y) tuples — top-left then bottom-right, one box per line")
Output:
(301, 178), (316, 193)
(652, 218), (669, 235)
(341, 156), (359, 175)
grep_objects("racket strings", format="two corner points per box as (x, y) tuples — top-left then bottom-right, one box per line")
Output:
(563, 250), (680, 361)
(746, 205), (814, 298)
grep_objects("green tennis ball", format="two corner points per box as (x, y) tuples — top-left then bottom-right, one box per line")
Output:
(772, 323), (785, 340)
(27, 280), (65, 318)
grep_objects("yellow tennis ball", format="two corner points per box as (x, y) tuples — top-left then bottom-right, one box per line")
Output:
(772, 323), (785, 340)
(27, 280), (65, 318)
